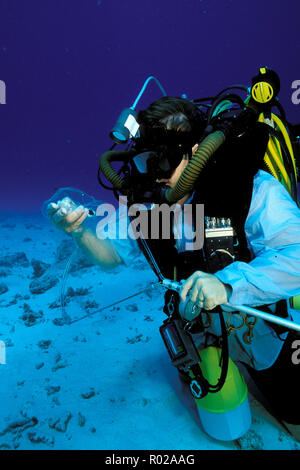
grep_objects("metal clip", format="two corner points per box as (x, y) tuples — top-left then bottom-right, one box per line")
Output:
(242, 316), (257, 344)
(167, 294), (176, 316)
(226, 312), (246, 336)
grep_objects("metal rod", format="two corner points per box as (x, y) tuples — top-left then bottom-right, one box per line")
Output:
(160, 279), (300, 333)
(224, 303), (300, 333)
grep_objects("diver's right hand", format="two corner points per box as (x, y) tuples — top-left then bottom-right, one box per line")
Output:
(47, 199), (89, 235)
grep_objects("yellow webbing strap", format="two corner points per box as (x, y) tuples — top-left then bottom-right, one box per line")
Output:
(258, 113), (292, 195)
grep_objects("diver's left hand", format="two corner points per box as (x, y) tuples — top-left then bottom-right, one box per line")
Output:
(180, 270), (232, 311)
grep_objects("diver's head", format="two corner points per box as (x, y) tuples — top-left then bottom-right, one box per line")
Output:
(134, 96), (206, 180)
(138, 96), (205, 131)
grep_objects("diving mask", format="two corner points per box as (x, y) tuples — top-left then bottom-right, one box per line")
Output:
(132, 127), (195, 180)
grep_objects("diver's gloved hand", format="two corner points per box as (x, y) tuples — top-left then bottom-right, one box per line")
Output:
(210, 106), (257, 139)
(180, 270), (232, 313)
(47, 197), (89, 235)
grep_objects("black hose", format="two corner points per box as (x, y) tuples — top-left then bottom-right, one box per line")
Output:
(208, 310), (229, 393)
(98, 149), (135, 191)
(165, 131), (226, 204)
(214, 85), (249, 99)
(207, 93), (246, 123)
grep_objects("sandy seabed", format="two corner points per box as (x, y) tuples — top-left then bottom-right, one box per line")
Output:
(0, 211), (299, 451)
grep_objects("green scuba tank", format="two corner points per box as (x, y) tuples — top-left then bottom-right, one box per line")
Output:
(191, 347), (251, 441)
(160, 281), (251, 442)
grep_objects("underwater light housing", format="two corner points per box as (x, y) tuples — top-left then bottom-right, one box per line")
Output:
(109, 76), (167, 144)
(109, 107), (139, 144)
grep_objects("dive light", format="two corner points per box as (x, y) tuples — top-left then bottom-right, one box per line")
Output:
(109, 76), (167, 144)
(109, 108), (139, 144)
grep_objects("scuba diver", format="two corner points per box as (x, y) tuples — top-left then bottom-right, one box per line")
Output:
(46, 68), (300, 442)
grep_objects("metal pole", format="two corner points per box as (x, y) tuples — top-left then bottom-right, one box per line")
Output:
(161, 279), (300, 333)
(224, 303), (300, 333)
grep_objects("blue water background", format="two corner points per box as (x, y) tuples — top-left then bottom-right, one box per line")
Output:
(0, 0), (299, 212)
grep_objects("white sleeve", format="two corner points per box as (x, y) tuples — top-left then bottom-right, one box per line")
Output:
(215, 170), (300, 307)
(95, 206), (140, 266)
